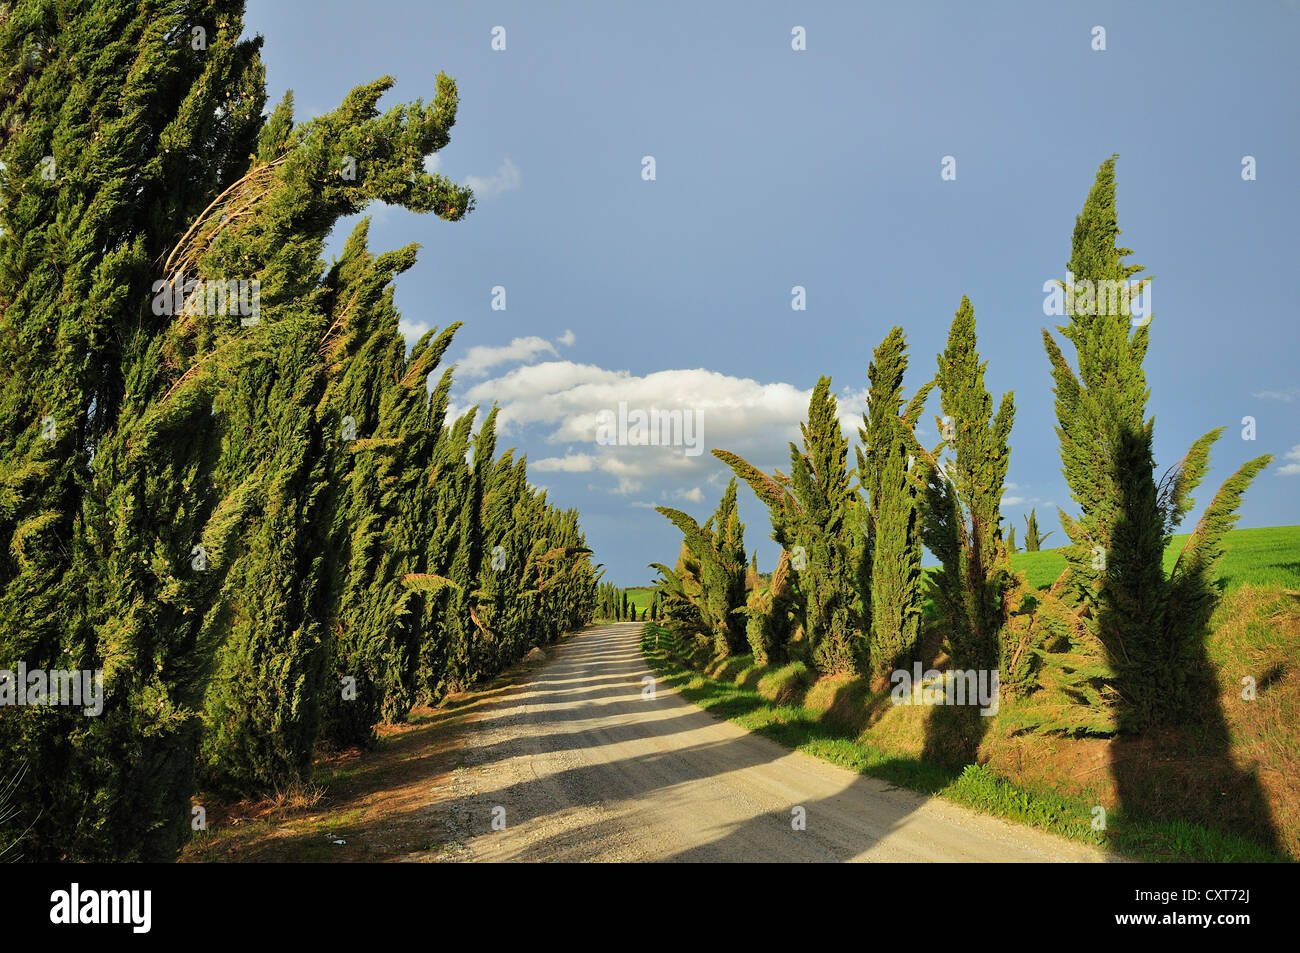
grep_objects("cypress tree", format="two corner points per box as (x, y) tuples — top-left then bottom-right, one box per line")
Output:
(195, 74), (473, 793)
(0, 1), (266, 859)
(654, 480), (748, 656)
(917, 297), (1016, 672)
(414, 404), (475, 703)
(741, 549), (797, 664)
(313, 222), (462, 747)
(1023, 507), (1051, 551)
(1005, 524), (1019, 555)
(859, 330), (933, 680)
(650, 540), (707, 639)
(717, 377), (863, 673)
(1043, 156), (1271, 730)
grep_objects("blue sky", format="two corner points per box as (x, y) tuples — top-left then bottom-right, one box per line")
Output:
(245, 0), (1300, 585)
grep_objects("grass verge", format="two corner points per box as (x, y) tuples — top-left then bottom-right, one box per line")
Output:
(641, 623), (1287, 863)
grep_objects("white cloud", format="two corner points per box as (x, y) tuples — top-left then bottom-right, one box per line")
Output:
(464, 157), (521, 199)
(558, 329), (576, 347)
(450, 361), (872, 496)
(457, 336), (558, 378)
(423, 154), (442, 175)
(1253, 386), (1300, 403)
(532, 452), (595, 473)
(399, 317), (434, 345)
(1280, 444), (1300, 477)
(1001, 482), (1048, 508)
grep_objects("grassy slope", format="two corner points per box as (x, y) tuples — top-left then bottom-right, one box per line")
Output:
(1005, 525), (1300, 591)
(642, 525), (1300, 862)
(623, 586), (656, 612)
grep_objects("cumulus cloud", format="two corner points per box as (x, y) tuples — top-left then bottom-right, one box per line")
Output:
(453, 362), (873, 496)
(1279, 444), (1300, 477)
(399, 317), (434, 345)
(531, 452), (595, 473)
(464, 157), (521, 199)
(558, 329), (576, 347)
(457, 336), (558, 378)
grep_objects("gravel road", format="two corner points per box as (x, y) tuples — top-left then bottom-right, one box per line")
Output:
(444, 622), (1110, 862)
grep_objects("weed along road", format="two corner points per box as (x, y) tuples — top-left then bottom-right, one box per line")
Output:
(442, 623), (1109, 862)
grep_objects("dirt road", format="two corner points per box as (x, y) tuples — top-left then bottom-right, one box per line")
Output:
(434, 622), (1109, 862)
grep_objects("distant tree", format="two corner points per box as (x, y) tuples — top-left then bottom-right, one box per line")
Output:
(1023, 508), (1052, 551)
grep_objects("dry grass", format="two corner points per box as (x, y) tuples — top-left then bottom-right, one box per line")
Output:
(803, 674), (877, 739)
(979, 584), (1300, 858)
(755, 661), (814, 706)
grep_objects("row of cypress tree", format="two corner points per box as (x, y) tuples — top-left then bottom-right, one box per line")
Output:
(0, 2), (595, 861)
(654, 157), (1270, 737)
(593, 583), (660, 622)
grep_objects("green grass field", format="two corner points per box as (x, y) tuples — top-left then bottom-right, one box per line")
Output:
(1005, 525), (1300, 591)
(630, 526), (1300, 601)
(622, 586), (656, 613)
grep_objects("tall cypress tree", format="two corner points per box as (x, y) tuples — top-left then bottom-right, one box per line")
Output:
(1044, 156), (1271, 730)
(717, 377), (863, 673)
(194, 74), (472, 793)
(0, 1), (266, 860)
(859, 329), (932, 680)
(917, 297), (1016, 671)
(313, 221), (461, 747)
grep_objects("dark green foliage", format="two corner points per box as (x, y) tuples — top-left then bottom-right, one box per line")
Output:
(1042, 156), (1271, 731)
(916, 298), (1016, 672)
(0, 0), (269, 860)
(740, 549), (798, 664)
(313, 223), (462, 748)
(0, 4), (594, 858)
(717, 377), (864, 674)
(195, 71), (474, 794)
(859, 330), (933, 680)
(654, 480), (748, 657)
(650, 540), (708, 640)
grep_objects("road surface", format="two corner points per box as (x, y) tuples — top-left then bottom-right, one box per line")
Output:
(441, 622), (1109, 862)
